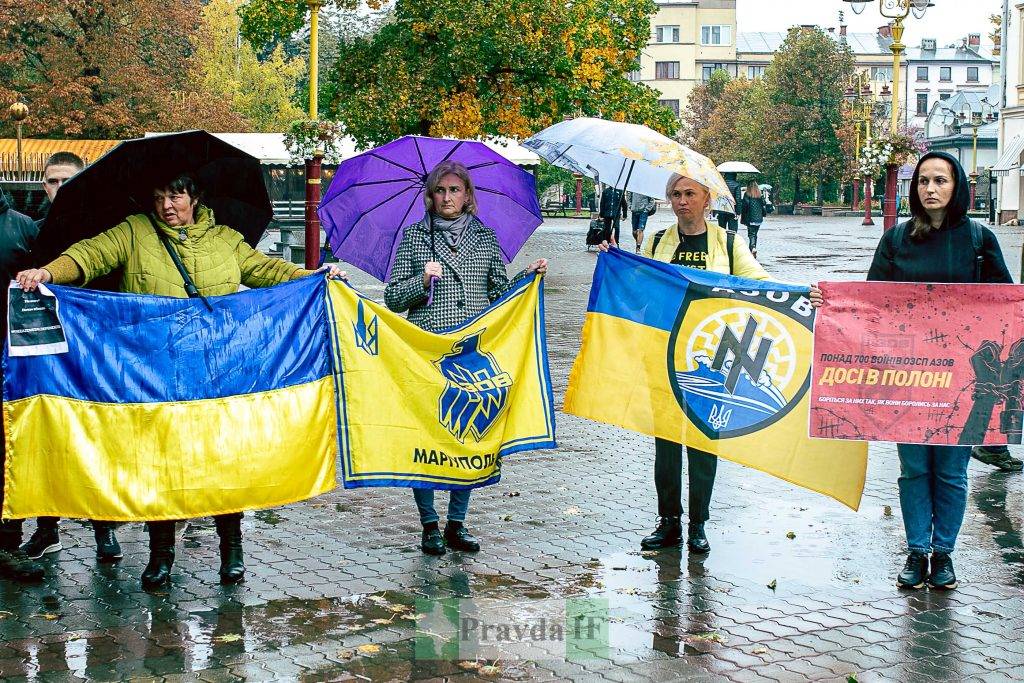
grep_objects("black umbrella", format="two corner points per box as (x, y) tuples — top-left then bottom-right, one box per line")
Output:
(34, 130), (272, 265)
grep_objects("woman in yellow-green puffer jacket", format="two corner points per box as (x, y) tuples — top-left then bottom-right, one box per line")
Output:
(15, 172), (343, 591)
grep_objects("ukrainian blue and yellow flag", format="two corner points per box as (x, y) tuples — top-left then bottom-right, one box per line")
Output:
(3, 277), (337, 521)
(565, 249), (867, 510)
(326, 275), (556, 490)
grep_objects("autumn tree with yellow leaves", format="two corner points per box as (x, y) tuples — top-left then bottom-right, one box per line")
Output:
(242, 0), (677, 146)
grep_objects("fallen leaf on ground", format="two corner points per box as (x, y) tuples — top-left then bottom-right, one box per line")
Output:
(35, 613), (60, 620)
(337, 649), (355, 660)
(752, 646), (768, 655)
(505, 491), (521, 497)
(479, 665), (502, 676)
(212, 633), (242, 643)
(503, 515), (513, 521)
(564, 506), (581, 515)
(372, 618), (393, 625)
(356, 644), (381, 655)
(458, 661), (482, 670)
(785, 531), (796, 539)
(685, 632), (726, 644)
(767, 579), (777, 590)
(883, 505), (892, 517)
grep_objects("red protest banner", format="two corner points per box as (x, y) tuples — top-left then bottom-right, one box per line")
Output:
(810, 281), (1024, 445)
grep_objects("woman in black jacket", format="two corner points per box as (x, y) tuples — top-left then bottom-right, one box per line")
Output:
(739, 181), (767, 257)
(867, 151), (1011, 591)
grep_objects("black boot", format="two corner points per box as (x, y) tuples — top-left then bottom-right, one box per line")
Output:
(93, 521), (122, 563)
(928, 552), (958, 590)
(421, 524), (446, 556)
(0, 520), (42, 582)
(640, 516), (682, 550)
(444, 521), (480, 552)
(141, 521), (175, 590)
(897, 551), (929, 589)
(215, 514), (245, 584)
(687, 522), (710, 554)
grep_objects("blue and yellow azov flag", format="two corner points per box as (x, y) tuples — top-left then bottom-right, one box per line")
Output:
(565, 250), (867, 509)
(3, 277), (337, 521)
(326, 275), (556, 490)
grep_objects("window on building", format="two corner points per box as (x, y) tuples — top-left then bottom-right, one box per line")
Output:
(967, 66), (979, 82)
(655, 25), (680, 43)
(916, 93), (929, 115)
(871, 66), (893, 82)
(940, 66), (952, 81)
(702, 64), (726, 81)
(658, 99), (680, 117)
(700, 25), (732, 46)
(939, 92), (952, 100)
(747, 65), (766, 79)
(626, 69), (641, 82)
(655, 62), (680, 80)
(916, 66), (928, 81)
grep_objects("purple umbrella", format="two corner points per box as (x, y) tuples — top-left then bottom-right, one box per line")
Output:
(318, 136), (543, 282)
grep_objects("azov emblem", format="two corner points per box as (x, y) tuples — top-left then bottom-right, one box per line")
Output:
(434, 331), (513, 443)
(667, 286), (814, 439)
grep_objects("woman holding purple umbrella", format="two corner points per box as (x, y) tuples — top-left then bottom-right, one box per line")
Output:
(384, 160), (548, 556)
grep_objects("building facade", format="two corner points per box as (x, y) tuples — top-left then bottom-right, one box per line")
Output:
(632, 1), (738, 118)
(994, 0), (1024, 223)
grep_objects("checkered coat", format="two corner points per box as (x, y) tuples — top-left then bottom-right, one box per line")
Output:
(384, 217), (527, 332)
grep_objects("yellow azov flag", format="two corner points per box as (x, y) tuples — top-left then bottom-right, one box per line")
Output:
(326, 275), (556, 490)
(565, 250), (867, 510)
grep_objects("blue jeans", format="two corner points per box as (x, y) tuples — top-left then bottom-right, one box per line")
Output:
(896, 444), (971, 554)
(413, 489), (471, 525)
(631, 212), (649, 234)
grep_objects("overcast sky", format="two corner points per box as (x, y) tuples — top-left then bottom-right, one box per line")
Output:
(736, 0), (1003, 49)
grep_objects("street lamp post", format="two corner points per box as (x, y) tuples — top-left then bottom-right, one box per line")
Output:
(845, 78), (878, 225)
(844, 0), (934, 230)
(304, 0), (324, 271)
(7, 102), (28, 181)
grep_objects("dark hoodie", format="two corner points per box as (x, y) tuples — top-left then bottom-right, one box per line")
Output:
(0, 191), (39, 340)
(867, 151), (1011, 284)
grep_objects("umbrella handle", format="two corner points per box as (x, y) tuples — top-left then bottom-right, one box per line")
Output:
(425, 275), (439, 306)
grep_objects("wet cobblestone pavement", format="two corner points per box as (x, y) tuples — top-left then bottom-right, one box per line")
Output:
(4, 216), (1024, 682)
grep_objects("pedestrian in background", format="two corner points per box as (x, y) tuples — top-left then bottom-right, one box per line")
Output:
(715, 172), (742, 233)
(627, 191), (657, 254)
(739, 180), (767, 258)
(384, 160), (548, 557)
(599, 184), (627, 245)
(865, 151), (1012, 591)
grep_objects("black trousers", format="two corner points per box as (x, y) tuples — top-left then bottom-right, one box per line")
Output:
(653, 438), (717, 523)
(147, 513), (243, 544)
(602, 217), (621, 244)
(746, 224), (761, 250)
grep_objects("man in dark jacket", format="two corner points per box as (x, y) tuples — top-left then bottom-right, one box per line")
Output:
(599, 184), (627, 245)
(0, 190), (44, 581)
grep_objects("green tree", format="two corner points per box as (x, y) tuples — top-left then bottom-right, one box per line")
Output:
(759, 26), (855, 205)
(679, 69), (731, 150)
(192, 0), (305, 132)
(270, 0), (677, 145)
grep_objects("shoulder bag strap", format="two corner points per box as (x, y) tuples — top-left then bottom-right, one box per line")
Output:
(651, 228), (668, 255)
(968, 219), (984, 282)
(726, 229), (735, 274)
(146, 214), (213, 311)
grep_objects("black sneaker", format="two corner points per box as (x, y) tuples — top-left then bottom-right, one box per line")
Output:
(640, 516), (682, 550)
(928, 552), (958, 590)
(94, 525), (123, 563)
(897, 551), (929, 589)
(20, 528), (61, 560)
(971, 446), (1024, 472)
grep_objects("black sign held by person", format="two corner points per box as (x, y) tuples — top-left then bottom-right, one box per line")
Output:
(7, 283), (68, 356)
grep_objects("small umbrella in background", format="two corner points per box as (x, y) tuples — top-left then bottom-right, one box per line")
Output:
(318, 136), (542, 282)
(35, 130), (272, 266)
(523, 117), (734, 212)
(716, 161), (760, 174)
